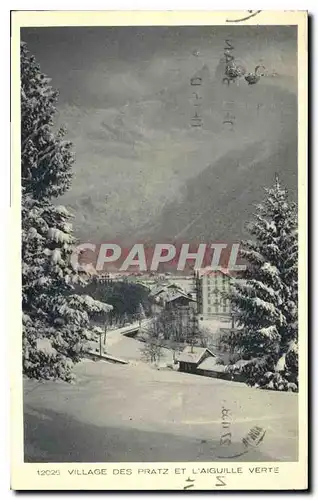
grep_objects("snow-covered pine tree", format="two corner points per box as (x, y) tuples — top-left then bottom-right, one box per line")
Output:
(21, 42), (112, 381)
(228, 176), (298, 391)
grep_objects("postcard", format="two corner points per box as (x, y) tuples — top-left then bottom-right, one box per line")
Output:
(10, 10), (308, 490)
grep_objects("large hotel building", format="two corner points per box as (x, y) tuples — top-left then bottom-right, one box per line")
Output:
(195, 268), (232, 319)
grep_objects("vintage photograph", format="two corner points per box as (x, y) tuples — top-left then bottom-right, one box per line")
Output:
(12, 12), (307, 489)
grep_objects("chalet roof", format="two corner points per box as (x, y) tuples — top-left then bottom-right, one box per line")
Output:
(197, 358), (250, 373)
(166, 291), (196, 303)
(197, 357), (226, 372)
(149, 283), (181, 297)
(176, 346), (216, 364)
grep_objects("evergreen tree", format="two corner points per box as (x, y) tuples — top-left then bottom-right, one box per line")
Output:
(21, 42), (112, 381)
(228, 176), (298, 391)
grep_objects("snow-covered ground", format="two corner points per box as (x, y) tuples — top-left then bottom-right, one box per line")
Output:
(198, 317), (232, 332)
(24, 347), (298, 463)
(89, 321), (174, 365)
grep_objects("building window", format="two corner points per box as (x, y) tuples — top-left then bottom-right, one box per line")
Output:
(214, 301), (219, 313)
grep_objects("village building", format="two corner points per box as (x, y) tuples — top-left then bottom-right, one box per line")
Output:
(196, 268), (233, 319)
(176, 345), (247, 382)
(149, 282), (180, 298)
(196, 357), (248, 382)
(176, 346), (216, 374)
(150, 282), (196, 313)
(165, 291), (197, 310)
(195, 356), (227, 378)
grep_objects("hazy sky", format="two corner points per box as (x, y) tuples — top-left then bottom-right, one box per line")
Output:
(21, 26), (297, 243)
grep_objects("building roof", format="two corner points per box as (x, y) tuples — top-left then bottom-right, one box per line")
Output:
(166, 291), (196, 303)
(198, 267), (232, 278)
(197, 357), (226, 372)
(176, 346), (216, 364)
(149, 283), (181, 297)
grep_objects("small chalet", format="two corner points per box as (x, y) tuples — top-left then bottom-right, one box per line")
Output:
(196, 357), (249, 382)
(176, 346), (216, 374)
(165, 291), (196, 310)
(196, 356), (226, 378)
(150, 283), (196, 314)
